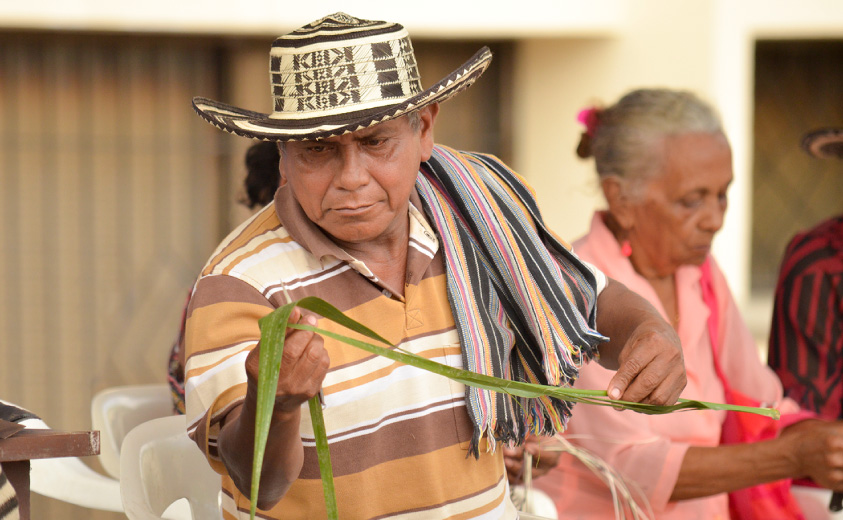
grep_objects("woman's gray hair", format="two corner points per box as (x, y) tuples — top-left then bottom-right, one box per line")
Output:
(583, 88), (724, 189)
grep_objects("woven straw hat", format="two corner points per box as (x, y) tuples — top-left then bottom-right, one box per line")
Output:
(801, 127), (843, 159)
(192, 12), (492, 142)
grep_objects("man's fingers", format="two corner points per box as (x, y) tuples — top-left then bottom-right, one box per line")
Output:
(268, 315), (329, 414)
(289, 306), (301, 322)
(293, 336), (329, 391)
(608, 354), (686, 405)
(607, 355), (646, 400)
(630, 374), (682, 405)
(280, 314), (316, 360)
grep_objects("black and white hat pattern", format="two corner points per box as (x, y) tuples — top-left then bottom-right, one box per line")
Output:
(192, 12), (493, 141)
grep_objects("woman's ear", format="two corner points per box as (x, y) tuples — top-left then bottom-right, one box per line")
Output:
(601, 176), (635, 230)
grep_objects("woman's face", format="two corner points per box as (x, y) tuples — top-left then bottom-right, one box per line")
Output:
(626, 132), (733, 278)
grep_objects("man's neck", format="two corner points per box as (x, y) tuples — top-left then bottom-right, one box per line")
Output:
(334, 220), (410, 298)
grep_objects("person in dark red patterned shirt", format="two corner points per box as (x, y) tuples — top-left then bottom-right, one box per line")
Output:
(768, 127), (843, 419)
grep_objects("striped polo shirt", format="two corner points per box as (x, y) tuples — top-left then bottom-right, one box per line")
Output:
(185, 180), (517, 518)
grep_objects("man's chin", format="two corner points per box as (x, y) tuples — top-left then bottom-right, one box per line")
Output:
(324, 224), (385, 246)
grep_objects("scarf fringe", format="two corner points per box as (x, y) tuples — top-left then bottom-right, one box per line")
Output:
(419, 146), (607, 456)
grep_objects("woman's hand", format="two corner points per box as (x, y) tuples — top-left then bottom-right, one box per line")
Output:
(781, 419), (843, 490)
(502, 435), (561, 485)
(675, 418), (843, 500)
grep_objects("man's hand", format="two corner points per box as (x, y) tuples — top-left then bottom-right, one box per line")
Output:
(220, 307), (329, 510)
(502, 435), (560, 485)
(595, 278), (686, 406)
(244, 308), (329, 416)
(608, 316), (684, 405)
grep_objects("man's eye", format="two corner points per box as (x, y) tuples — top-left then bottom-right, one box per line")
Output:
(366, 138), (387, 147)
(307, 145), (328, 154)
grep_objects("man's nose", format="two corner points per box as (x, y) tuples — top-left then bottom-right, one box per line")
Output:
(334, 146), (368, 190)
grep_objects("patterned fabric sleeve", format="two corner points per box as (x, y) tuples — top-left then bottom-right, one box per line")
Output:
(768, 219), (843, 419)
(0, 464), (19, 520)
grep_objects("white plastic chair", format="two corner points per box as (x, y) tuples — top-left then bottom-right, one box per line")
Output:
(791, 485), (843, 520)
(91, 383), (174, 479)
(511, 485), (559, 519)
(119, 415), (221, 520)
(1, 386), (176, 514)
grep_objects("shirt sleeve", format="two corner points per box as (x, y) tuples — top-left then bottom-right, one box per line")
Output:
(769, 256), (843, 419)
(578, 258), (608, 295)
(183, 273), (274, 474)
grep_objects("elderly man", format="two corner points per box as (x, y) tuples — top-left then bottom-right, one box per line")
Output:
(185, 12), (686, 519)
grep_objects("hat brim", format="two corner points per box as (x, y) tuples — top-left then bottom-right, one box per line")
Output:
(192, 46), (493, 142)
(801, 127), (843, 159)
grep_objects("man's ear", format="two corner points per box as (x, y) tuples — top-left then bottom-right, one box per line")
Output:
(600, 176), (635, 230)
(418, 103), (439, 161)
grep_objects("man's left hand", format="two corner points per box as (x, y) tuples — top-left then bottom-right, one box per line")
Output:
(595, 278), (687, 406)
(608, 317), (685, 405)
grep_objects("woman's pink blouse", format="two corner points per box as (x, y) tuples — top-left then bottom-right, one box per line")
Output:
(534, 212), (794, 519)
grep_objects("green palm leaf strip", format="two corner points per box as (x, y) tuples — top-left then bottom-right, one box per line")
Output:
(251, 296), (779, 519)
(250, 302), (293, 520)
(252, 299), (344, 520)
(308, 394), (336, 517)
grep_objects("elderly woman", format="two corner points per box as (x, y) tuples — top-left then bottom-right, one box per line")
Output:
(534, 88), (843, 519)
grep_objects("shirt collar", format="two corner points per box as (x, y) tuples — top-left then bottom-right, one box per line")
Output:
(274, 183), (353, 263)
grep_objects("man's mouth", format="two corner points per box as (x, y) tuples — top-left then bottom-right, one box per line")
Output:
(333, 202), (376, 214)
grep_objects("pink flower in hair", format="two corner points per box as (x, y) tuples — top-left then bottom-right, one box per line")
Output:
(577, 107), (600, 137)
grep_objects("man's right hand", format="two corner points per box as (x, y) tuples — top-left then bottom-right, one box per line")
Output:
(220, 307), (330, 510)
(244, 308), (330, 416)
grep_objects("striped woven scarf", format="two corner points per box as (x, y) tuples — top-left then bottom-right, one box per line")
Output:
(416, 146), (607, 455)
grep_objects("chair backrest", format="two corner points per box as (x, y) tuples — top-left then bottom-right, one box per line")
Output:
(791, 485), (843, 520)
(92, 384), (174, 479)
(119, 415), (221, 520)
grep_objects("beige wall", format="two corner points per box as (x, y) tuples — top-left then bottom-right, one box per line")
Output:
(0, 34), (227, 519)
(512, 0), (716, 277)
(5, 0), (842, 308)
(0, 0), (626, 36)
(510, 0), (843, 314)
(0, 4), (841, 516)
